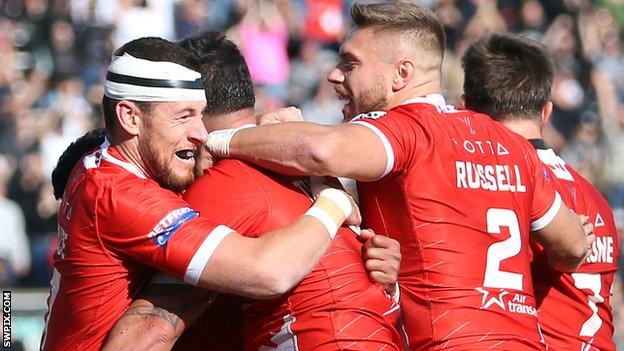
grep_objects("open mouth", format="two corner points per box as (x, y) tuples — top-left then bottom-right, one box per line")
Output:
(175, 149), (196, 161)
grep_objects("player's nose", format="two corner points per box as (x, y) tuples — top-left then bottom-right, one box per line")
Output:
(188, 118), (209, 145)
(327, 67), (345, 84)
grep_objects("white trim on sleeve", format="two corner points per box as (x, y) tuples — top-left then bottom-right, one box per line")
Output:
(184, 225), (234, 286)
(531, 191), (562, 231)
(351, 120), (395, 179)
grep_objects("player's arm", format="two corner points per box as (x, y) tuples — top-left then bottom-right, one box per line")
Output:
(194, 188), (359, 297)
(103, 189), (357, 350)
(103, 283), (212, 351)
(207, 121), (389, 181)
(531, 201), (594, 272)
(104, 228), (401, 351)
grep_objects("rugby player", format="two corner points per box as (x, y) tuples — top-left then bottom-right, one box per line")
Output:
(462, 33), (618, 350)
(102, 31), (403, 351)
(41, 37), (360, 350)
(203, 2), (594, 349)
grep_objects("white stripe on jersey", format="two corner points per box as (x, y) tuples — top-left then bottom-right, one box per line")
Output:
(350, 121), (395, 179)
(41, 268), (62, 349)
(184, 225), (234, 285)
(530, 192), (562, 231)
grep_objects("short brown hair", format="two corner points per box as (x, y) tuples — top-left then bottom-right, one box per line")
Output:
(102, 37), (199, 136)
(350, 2), (445, 60)
(462, 33), (554, 121)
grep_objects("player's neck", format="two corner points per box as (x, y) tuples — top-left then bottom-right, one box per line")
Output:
(501, 119), (543, 141)
(206, 108), (256, 131)
(114, 138), (150, 177)
(389, 76), (442, 109)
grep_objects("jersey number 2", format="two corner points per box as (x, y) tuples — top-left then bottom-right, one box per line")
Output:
(484, 208), (523, 290)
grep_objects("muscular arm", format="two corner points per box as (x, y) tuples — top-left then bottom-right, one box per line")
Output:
(217, 122), (389, 181)
(103, 190), (359, 350)
(531, 203), (593, 272)
(103, 284), (214, 351)
(197, 216), (332, 297)
(104, 228), (401, 351)
(195, 189), (357, 298)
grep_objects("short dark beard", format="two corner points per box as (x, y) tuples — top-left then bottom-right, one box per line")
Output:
(345, 82), (388, 121)
(138, 140), (194, 193)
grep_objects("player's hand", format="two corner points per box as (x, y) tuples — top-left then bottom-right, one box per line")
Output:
(256, 106), (303, 125)
(309, 176), (361, 228)
(579, 214), (596, 256)
(360, 229), (401, 296)
(344, 195), (362, 228)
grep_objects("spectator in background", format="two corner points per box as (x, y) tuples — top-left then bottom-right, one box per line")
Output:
(518, 0), (548, 41)
(113, 0), (175, 48)
(0, 153), (31, 286)
(300, 77), (343, 125)
(235, 0), (290, 103)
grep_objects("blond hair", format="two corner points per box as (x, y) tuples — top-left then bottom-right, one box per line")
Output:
(350, 2), (445, 60)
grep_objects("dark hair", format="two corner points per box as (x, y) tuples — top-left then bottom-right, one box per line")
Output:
(52, 128), (107, 200)
(462, 33), (554, 121)
(350, 2), (445, 61)
(179, 31), (255, 115)
(103, 37), (200, 135)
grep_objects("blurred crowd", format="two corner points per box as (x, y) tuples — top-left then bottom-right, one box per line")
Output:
(0, 0), (623, 342)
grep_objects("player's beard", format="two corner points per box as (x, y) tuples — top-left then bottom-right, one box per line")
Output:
(138, 138), (195, 193)
(341, 82), (388, 121)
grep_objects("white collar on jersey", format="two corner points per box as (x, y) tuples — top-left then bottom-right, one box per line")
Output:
(95, 138), (147, 179)
(400, 93), (447, 109)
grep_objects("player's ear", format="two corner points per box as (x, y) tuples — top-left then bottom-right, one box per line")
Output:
(116, 100), (143, 137)
(541, 101), (553, 126)
(392, 59), (415, 91)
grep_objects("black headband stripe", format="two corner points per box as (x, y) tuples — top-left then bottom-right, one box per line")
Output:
(106, 72), (204, 90)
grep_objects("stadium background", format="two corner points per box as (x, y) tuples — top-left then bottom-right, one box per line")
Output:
(0, 0), (622, 349)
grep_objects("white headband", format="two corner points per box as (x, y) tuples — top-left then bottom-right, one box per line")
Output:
(104, 53), (206, 102)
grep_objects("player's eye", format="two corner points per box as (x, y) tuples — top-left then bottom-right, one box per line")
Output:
(341, 62), (357, 71)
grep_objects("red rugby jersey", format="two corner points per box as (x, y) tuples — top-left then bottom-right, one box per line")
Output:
(180, 159), (401, 351)
(531, 145), (618, 351)
(42, 141), (231, 351)
(352, 94), (561, 350)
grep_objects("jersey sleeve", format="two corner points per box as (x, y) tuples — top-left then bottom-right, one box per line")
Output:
(526, 151), (562, 231)
(96, 178), (234, 286)
(183, 160), (269, 237)
(350, 109), (428, 179)
(573, 173), (619, 274)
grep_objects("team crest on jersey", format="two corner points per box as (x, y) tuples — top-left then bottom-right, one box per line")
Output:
(351, 111), (387, 121)
(542, 169), (551, 183)
(148, 207), (198, 247)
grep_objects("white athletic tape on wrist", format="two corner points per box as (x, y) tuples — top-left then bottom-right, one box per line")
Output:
(305, 207), (339, 239)
(205, 125), (256, 157)
(317, 188), (352, 218)
(206, 128), (237, 157)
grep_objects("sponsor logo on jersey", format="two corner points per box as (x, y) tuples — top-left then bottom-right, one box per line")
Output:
(476, 287), (537, 317)
(148, 207), (198, 247)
